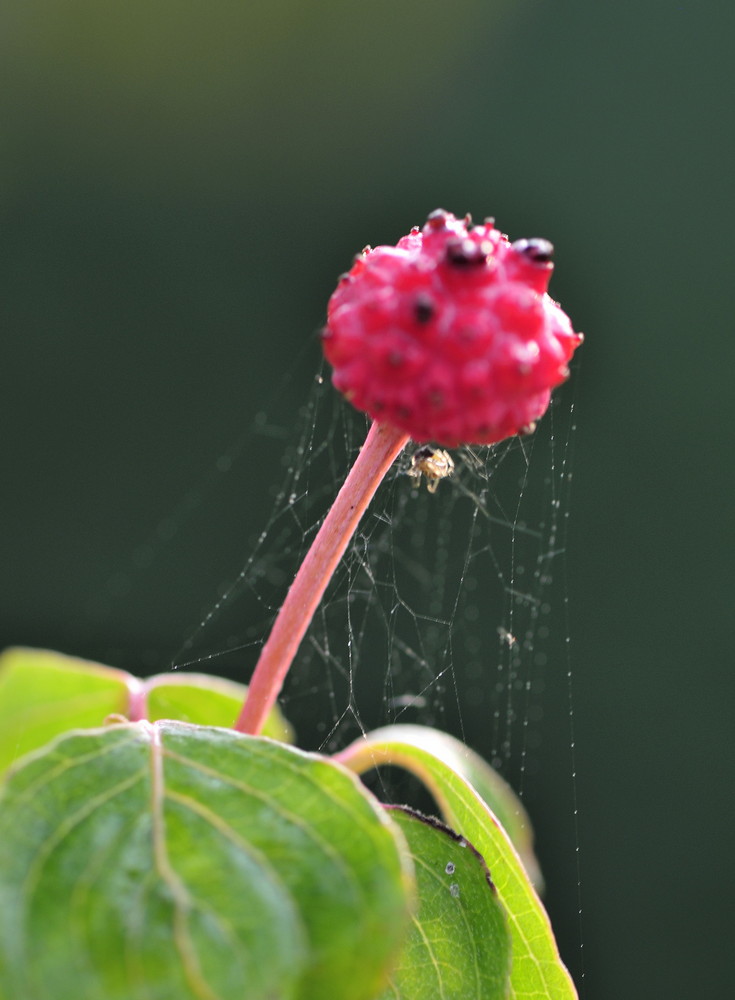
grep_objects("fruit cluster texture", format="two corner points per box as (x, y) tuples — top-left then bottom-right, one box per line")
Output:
(323, 210), (583, 446)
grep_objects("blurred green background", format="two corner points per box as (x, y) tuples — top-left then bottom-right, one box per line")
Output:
(2, 1), (733, 996)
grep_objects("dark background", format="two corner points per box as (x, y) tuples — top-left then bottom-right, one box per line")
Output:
(2, 1), (733, 997)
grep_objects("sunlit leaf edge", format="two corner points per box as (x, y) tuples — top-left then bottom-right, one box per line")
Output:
(337, 734), (578, 1000)
(362, 724), (542, 889)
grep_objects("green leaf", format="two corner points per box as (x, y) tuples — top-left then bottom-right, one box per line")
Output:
(0, 721), (412, 1000)
(356, 725), (541, 889)
(0, 648), (130, 774)
(378, 806), (511, 1000)
(0, 648), (292, 775)
(144, 672), (293, 742)
(338, 733), (578, 1000)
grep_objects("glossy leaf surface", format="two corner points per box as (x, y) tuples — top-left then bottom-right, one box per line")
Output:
(378, 806), (511, 1000)
(0, 721), (411, 1000)
(339, 733), (578, 1000)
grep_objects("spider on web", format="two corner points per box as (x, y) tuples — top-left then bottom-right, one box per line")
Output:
(407, 445), (455, 494)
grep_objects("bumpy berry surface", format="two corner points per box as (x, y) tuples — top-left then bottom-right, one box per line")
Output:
(322, 210), (583, 446)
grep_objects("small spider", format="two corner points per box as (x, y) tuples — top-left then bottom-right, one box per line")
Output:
(408, 445), (455, 493)
(497, 626), (518, 648)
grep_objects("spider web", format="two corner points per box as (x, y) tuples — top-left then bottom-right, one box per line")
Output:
(81, 345), (583, 986)
(169, 359), (579, 798)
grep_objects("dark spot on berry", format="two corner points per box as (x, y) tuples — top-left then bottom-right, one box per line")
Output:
(388, 350), (404, 367)
(397, 405), (413, 419)
(372, 399), (386, 412)
(512, 238), (554, 264)
(414, 294), (435, 324)
(428, 389), (444, 407)
(445, 237), (487, 267)
(426, 209), (450, 229)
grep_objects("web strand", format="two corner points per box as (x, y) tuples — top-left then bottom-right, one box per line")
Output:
(170, 371), (579, 797)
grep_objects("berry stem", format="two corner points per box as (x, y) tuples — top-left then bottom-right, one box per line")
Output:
(234, 420), (409, 735)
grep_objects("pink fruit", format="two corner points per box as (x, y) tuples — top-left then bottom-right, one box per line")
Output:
(323, 209), (583, 446)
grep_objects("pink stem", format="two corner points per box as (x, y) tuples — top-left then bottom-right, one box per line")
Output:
(127, 677), (148, 722)
(234, 420), (409, 735)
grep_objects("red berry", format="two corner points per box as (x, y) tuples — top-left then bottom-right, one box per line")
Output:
(323, 210), (583, 446)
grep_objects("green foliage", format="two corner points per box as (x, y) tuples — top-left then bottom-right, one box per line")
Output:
(0, 651), (576, 998)
(360, 725), (543, 890)
(0, 648), (129, 773)
(0, 648), (291, 775)
(340, 729), (577, 999)
(142, 671), (292, 740)
(0, 721), (409, 1000)
(377, 807), (511, 1000)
